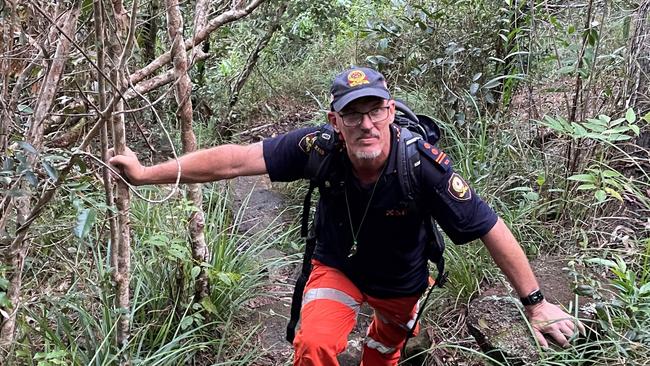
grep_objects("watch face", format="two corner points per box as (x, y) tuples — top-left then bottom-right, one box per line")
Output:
(522, 290), (544, 305)
(530, 291), (544, 303)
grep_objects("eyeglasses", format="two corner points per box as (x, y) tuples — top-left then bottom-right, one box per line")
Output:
(338, 106), (391, 127)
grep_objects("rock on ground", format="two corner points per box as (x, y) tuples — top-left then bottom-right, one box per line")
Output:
(466, 256), (598, 365)
(466, 296), (539, 365)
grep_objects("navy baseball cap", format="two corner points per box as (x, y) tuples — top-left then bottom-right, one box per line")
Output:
(330, 67), (391, 112)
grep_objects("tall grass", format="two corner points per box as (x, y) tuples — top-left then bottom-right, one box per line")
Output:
(7, 181), (293, 365)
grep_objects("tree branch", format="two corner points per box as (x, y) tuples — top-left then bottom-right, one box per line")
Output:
(129, 0), (265, 85)
(228, 1), (287, 110)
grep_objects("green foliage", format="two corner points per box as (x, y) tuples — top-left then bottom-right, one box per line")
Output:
(6, 1), (650, 365)
(34, 349), (69, 366)
(143, 234), (191, 261)
(359, 0), (533, 114)
(1, 142), (41, 194)
(540, 109), (642, 143)
(73, 208), (97, 239)
(0, 270), (10, 309)
(568, 167), (626, 203)
(586, 256), (650, 358)
(552, 20), (601, 79)
(7, 182), (287, 365)
(537, 109), (648, 212)
(443, 243), (499, 304)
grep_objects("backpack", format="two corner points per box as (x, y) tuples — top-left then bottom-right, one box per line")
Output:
(285, 101), (449, 347)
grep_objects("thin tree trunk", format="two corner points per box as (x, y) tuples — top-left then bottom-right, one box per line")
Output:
(228, 1), (287, 111)
(1, 0), (15, 101)
(143, 0), (160, 65)
(0, 1), (81, 349)
(107, 0), (135, 349)
(192, 0), (210, 47)
(569, 0), (594, 123)
(625, 0), (650, 113)
(0, 196), (29, 356)
(191, 0), (211, 87)
(94, 0), (120, 281)
(113, 98), (132, 350)
(111, 0), (129, 34)
(564, 0), (594, 180)
(166, 0), (210, 301)
(0, 0), (17, 154)
(25, 12), (81, 151)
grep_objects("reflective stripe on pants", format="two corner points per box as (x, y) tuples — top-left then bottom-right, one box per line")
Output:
(293, 260), (421, 366)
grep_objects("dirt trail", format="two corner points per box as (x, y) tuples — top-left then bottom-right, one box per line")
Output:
(229, 175), (370, 365)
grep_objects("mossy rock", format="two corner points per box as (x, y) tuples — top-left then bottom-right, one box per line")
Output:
(466, 295), (539, 365)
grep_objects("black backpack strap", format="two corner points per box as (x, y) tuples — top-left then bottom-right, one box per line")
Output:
(300, 181), (316, 237)
(401, 279), (436, 357)
(397, 125), (448, 357)
(303, 124), (340, 178)
(396, 126), (423, 201)
(395, 126), (448, 285)
(287, 179), (317, 343)
(286, 228), (317, 343)
(426, 221), (448, 288)
(288, 125), (342, 343)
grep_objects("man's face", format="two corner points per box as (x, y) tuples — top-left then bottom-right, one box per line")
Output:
(328, 97), (395, 163)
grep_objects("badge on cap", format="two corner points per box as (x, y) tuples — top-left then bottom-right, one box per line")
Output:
(447, 173), (471, 201)
(347, 70), (370, 87)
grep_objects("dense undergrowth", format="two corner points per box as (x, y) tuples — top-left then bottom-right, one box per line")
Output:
(1, 0), (649, 365)
(6, 183), (297, 365)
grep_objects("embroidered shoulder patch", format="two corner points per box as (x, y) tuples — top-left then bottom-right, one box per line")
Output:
(416, 140), (451, 172)
(447, 173), (471, 201)
(298, 132), (319, 154)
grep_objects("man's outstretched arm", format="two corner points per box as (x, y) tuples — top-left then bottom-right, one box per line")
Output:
(481, 218), (585, 348)
(108, 142), (267, 185)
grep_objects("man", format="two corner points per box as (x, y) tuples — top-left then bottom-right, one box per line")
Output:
(110, 67), (584, 365)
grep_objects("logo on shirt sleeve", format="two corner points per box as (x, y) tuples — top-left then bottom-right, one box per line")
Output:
(447, 173), (471, 201)
(298, 132), (318, 154)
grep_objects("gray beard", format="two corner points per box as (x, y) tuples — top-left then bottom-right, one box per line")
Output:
(354, 150), (381, 160)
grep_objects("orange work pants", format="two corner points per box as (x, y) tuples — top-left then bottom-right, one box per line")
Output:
(293, 260), (421, 366)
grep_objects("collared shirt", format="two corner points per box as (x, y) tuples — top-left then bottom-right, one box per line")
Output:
(263, 124), (498, 298)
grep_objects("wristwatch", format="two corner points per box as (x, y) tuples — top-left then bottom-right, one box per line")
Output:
(520, 289), (544, 306)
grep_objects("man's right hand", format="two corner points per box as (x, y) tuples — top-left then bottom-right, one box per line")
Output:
(108, 147), (148, 185)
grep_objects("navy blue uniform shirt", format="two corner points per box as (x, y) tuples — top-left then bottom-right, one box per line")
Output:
(263, 124), (498, 298)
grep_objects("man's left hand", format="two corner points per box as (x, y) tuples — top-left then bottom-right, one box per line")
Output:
(526, 300), (586, 348)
